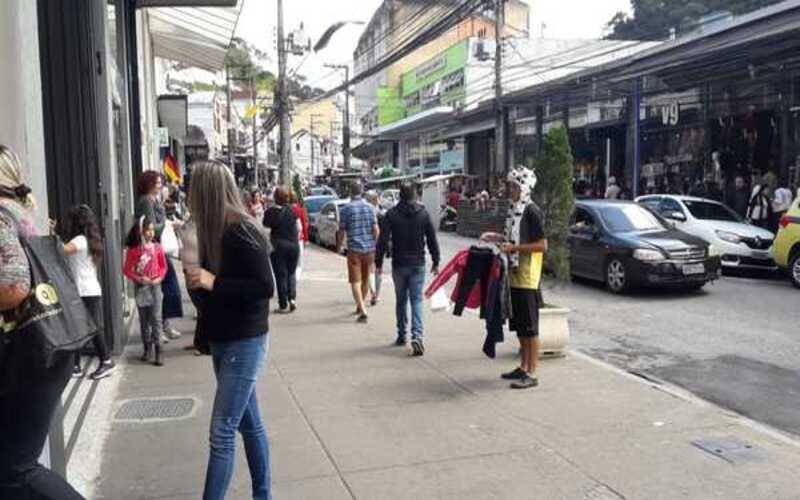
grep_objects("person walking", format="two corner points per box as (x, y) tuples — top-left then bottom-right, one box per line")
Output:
(604, 176), (621, 199)
(263, 186), (300, 313)
(60, 204), (116, 379)
(377, 182), (440, 355)
(123, 216), (168, 366)
(337, 182), (379, 323)
(134, 171), (183, 341)
(185, 161), (274, 500)
(481, 167), (548, 390)
(747, 183), (773, 230)
(0, 145), (85, 499)
(365, 190), (386, 306)
(773, 178), (794, 232)
(726, 175), (750, 219)
(290, 192), (309, 280)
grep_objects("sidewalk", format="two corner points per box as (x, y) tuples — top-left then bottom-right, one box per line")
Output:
(93, 246), (800, 499)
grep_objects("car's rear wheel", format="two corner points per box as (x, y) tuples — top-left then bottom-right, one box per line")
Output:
(789, 250), (800, 289)
(605, 258), (628, 294)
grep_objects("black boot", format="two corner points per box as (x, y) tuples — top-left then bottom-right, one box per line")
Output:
(153, 344), (164, 367)
(140, 343), (152, 363)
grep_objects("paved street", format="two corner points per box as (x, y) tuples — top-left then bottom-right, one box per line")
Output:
(89, 245), (800, 499)
(435, 232), (800, 438)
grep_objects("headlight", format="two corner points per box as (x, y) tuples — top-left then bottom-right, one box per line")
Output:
(633, 249), (665, 262)
(708, 244), (721, 257)
(715, 230), (742, 243)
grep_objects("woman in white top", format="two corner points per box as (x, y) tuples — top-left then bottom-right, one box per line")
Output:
(61, 205), (115, 380)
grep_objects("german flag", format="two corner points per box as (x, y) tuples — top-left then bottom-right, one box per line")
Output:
(163, 154), (181, 185)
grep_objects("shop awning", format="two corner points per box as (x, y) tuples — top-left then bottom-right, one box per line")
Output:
(146, 0), (243, 72)
(376, 106), (455, 141)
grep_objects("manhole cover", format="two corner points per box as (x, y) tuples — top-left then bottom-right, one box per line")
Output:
(692, 437), (766, 464)
(115, 397), (196, 422)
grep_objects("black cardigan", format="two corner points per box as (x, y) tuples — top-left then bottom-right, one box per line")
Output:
(200, 220), (274, 342)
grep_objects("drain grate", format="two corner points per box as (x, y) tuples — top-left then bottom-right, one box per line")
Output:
(692, 437), (766, 464)
(115, 397), (196, 421)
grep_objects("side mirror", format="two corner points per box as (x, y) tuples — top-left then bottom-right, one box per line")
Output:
(665, 211), (686, 222)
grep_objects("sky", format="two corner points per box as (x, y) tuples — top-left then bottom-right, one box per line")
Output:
(233, 0), (633, 89)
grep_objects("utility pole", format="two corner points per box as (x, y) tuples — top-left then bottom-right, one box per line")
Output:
(324, 64), (351, 171)
(277, 0), (292, 184)
(251, 76), (259, 188)
(226, 67), (234, 171)
(493, 0), (506, 178)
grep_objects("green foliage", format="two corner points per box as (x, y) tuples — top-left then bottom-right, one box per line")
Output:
(379, 166), (396, 179)
(292, 174), (304, 204)
(606, 0), (782, 40)
(225, 37), (320, 99)
(532, 126), (575, 284)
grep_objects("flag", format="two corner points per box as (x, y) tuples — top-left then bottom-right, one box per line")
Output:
(163, 154), (181, 185)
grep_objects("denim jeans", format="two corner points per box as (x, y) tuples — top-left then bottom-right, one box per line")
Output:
(392, 265), (426, 340)
(204, 335), (271, 500)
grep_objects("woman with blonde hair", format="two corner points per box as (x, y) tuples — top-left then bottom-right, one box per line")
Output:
(184, 161), (274, 500)
(0, 145), (84, 498)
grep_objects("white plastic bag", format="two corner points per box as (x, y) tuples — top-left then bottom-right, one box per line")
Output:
(429, 288), (451, 313)
(161, 221), (180, 259)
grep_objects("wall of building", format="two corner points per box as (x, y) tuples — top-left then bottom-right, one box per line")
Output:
(0, 1), (49, 227)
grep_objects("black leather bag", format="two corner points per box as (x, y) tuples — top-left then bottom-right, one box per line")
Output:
(0, 209), (96, 393)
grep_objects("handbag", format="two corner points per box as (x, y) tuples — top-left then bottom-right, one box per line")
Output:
(0, 207), (96, 393)
(161, 220), (180, 258)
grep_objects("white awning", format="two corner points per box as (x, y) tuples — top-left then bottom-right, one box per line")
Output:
(376, 106), (454, 140)
(146, 1), (243, 72)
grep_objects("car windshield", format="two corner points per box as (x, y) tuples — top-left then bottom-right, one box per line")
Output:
(683, 200), (741, 222)
(597, 204), (666, 233)
(305, 197), (334, 214)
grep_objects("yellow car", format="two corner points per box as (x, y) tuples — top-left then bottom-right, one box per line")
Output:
(773, 197), (800, 288)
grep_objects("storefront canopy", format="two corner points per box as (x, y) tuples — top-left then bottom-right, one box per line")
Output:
(146, 0), (243, 72)
(376, 106), (455, 141)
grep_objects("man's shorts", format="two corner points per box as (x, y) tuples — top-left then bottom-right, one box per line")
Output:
(509, 288), (540, 338)
(347, 251), (375, 284)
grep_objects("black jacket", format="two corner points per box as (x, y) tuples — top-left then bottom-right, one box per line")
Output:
(377, 201), (440, 269)
(200, 220), (274, 342)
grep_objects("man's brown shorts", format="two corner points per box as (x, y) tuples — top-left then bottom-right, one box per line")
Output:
(347, 251), (375, 284)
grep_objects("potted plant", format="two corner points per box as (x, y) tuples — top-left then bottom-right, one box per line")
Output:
(530, 126), (575, 357)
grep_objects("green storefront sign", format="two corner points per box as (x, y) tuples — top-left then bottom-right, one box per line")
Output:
(402, 40), (468, 96)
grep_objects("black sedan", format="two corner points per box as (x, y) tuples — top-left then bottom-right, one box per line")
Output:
(568, 200), (721, 293)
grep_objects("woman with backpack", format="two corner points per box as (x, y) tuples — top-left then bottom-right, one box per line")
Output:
(0, 145), (84, 499)
(747, 183), (773, 229)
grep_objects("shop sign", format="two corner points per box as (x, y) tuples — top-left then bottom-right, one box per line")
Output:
(660, 102), (680, 126)
(664, 153), (693, 165)
(416, 56), (447, 81)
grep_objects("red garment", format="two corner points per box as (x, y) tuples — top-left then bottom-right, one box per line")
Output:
(424, 250), (481, 310)
(447, 191), (461, 208)
(292, 204), (309, 242)
(123, 243), (168, 284)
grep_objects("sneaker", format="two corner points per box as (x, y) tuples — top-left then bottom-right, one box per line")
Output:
(160, 334), (170, 344)
(410, 338), (425, 356)
(276, 307), (291, 314)
(72, 364), (83, 378)
(394, 335), (406, 347)
(501, 367), (527, 380)
(357, 313), (368, 323)
(289, 301), (297, 312)
(370, 296), (378, 306)
(90, 361), (116, 380)
(510, 375), (539, 389)
(164, 327), (182, 340)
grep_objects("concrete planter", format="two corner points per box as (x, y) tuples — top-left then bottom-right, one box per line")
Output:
(539, 306), (570, 357)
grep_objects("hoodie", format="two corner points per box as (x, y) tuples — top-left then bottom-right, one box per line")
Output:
(377, 200), (440, 269)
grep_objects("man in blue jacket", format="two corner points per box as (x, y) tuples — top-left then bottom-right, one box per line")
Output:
(377, 182), (440, 356)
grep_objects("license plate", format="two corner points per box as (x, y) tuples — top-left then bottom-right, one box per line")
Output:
(683, 263), (705, 275)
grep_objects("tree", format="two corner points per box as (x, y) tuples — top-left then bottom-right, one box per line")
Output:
(532, 127), (575, 284)
(606, 0), (783, 40)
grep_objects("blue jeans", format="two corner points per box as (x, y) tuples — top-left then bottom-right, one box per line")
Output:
(393, 265), (426, 340)
(204, 335), (271, 500)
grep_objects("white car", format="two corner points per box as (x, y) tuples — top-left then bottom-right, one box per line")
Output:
(314, 199), (351, 251)
(637, 195), (776, 271)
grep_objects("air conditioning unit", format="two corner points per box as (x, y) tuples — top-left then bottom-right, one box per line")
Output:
(474, 40), (491, 62)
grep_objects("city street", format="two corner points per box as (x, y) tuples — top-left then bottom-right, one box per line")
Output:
(434, 232), (800, 437)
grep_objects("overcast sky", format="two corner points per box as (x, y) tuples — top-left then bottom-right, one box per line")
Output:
(233, 0), (633, 89)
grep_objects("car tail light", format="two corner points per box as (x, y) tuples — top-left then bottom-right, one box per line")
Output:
(779, 215), (791, 229)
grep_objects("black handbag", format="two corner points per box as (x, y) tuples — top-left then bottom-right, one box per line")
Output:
(0, 208), (96, 392)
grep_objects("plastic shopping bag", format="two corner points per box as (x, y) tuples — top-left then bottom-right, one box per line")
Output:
(161, 221), (180, 259)
(429, 288), (451, 313)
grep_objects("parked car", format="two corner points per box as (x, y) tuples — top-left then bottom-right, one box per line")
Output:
(568, 200), (721, 293)
(773, 197), (800, 288)
(314, 198), (351, 251)
(636, 195), (776, 271)
(304, 195), (337, 242)
(310, 185), (337, 197)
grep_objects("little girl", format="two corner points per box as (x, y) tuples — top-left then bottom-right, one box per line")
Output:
(123, 216), (168, 366)
(61, 204), (116, 379)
